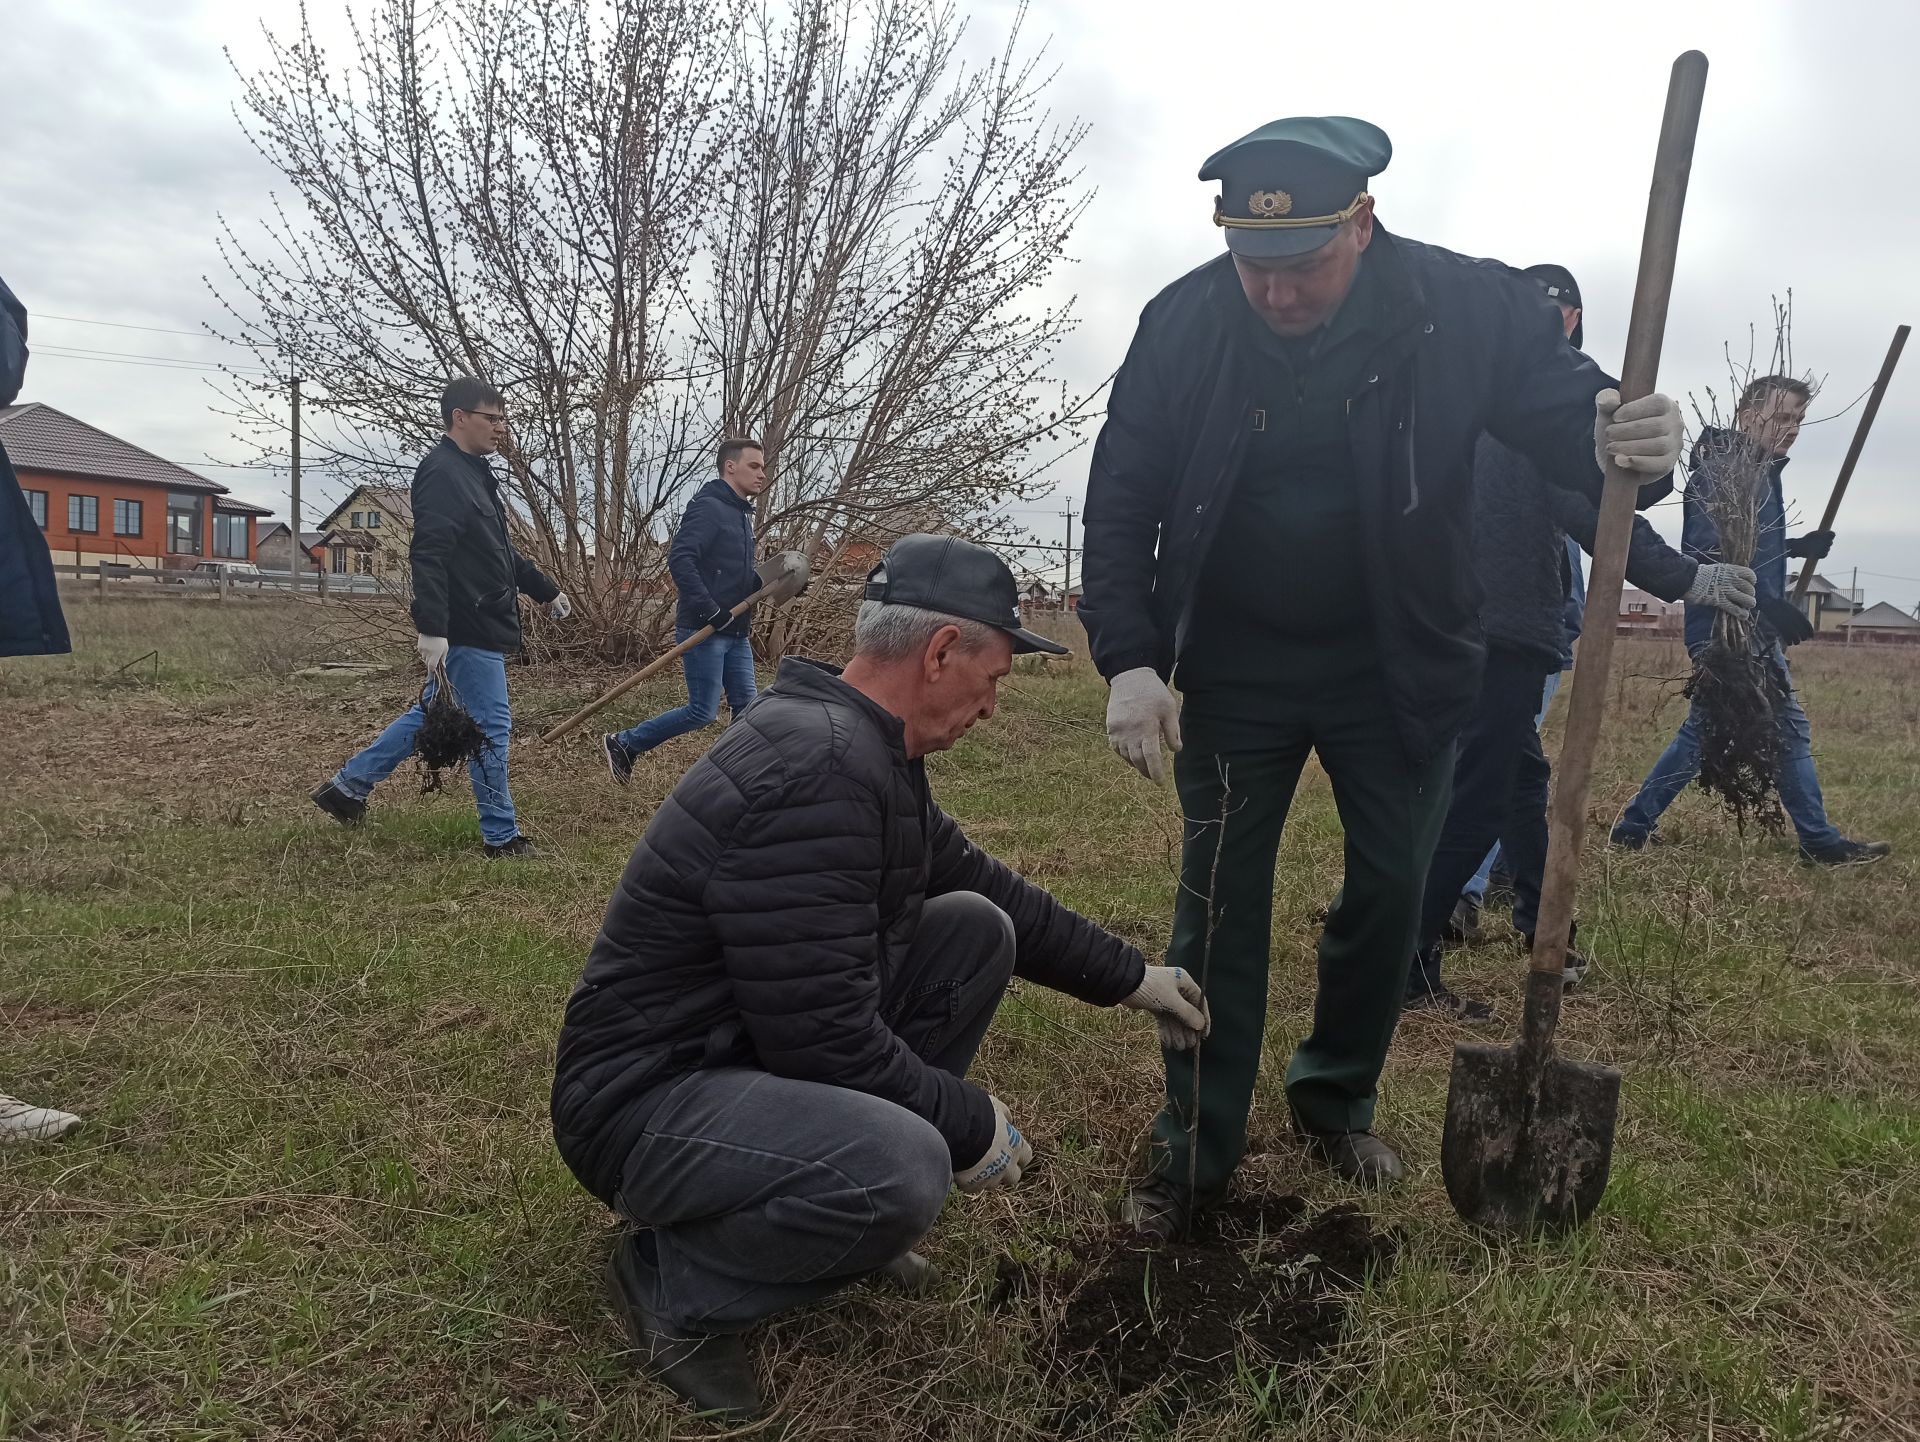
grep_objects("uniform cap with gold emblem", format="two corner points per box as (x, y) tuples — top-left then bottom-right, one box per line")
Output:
(1199, 116), (1392, 259)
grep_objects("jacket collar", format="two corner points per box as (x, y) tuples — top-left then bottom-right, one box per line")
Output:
(703, 477), (754, 513)
(771, 656), (909, 757)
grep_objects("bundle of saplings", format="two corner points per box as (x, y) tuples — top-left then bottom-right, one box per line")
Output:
(413, 671), (489, 793)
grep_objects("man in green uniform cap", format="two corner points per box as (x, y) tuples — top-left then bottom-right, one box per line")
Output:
(1078, 115), (1683, 1234)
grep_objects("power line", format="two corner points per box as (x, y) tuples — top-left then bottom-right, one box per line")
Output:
(38, 312), (236, 341)
(34, 344), (272, 375)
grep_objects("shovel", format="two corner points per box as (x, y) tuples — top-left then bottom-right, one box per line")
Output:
(539, 550), (811, 744)
(1441, 51), (1708, 1234)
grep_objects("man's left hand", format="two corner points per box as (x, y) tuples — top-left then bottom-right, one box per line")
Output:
(548, 592), (572, 620)
(1594, 388), (1682, 482)
(1785, 529), (1835, 560)
(1121, 965), (1211, 1051)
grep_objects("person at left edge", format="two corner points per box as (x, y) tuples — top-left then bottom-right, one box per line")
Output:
(552, 534), (1210, 1422)
(1077, 116), (1682, 1237)
(311, 377), (569, 857)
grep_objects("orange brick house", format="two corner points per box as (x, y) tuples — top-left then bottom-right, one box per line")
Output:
(0, 402), (271, 573)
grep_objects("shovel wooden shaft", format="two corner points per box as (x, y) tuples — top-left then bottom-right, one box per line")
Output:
(1789, 324), (1909, 603)
(1524, 51), (1709, 1057)
(539, 590), (767, 744)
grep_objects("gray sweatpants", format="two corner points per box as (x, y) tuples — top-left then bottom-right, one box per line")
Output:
(610, 891), (1016, 1332)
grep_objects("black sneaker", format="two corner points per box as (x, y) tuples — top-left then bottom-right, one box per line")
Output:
(1402, 987), (1495, 1024)
(311, 781), (366, 826)
(1801, 838), (1892, 868)
(1609, 824), (1650, 850)
(1442, 895), (1483, 947)
(484, 835), (537, 860)
(603, 734), (634, 786)
(606, 1235), (764, 1420)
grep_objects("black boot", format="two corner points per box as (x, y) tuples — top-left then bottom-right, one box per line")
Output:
(606, 1235), (764, 1420)
(1298, 1129), (1406, 1189)
(1117, 1177), (1195, 1242)
(310, 780), (365, 825)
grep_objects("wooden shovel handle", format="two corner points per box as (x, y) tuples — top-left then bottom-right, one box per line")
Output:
(538, 586), (772, 744)
(1523, 52), (1709, 1055)
(1790, 324), (1909, 603)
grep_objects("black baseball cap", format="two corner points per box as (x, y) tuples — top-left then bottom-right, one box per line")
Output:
(1522, 263), (1584, 349)
(864, 534), (1069, 656)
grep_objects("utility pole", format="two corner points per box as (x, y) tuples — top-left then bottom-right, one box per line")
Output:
(289, 375), (302, 597)
(1846, 565), (1858, 646)
(1060, 503), (1077, 610)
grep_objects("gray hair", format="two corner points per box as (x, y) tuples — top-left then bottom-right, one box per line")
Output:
(853, 601), (1001, 663)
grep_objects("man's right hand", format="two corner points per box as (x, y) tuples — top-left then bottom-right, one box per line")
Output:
(702, 607), (735, 633)
(954, 1096), (1032, 1194)
(1759, 596), (1815, 647)
(1684, 562), (1757, 618)
(416, 634), (450, 672)
(1107, 667), (1182, 784)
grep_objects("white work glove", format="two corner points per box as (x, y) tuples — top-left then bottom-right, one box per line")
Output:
(1107, 666), (1182, 784)
(416, 634), (449, 671)
(548, 592), (572, 620)
(1683, 562), (1757, 618)
(1120, 964), (1211, 1051)
(1594, 388), (1683, 481)
(954, 1095), (1033, 1194)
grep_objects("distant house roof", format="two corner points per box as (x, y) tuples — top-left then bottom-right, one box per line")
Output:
(0, 401), (229, 494)
(1847, 601), (1920, 630)
(318, 483), (414, 531)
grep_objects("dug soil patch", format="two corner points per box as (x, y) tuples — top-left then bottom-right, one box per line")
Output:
(1006, 1192), (1395, 1419)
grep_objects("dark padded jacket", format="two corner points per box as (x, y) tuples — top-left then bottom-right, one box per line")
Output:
(1, 276), (71, 658)
(669, 478), (758, 638)
(408, 437), (559, 653)
(1079, 228), (1672, 763)
(1681, 427), (1794, 656)
(1472, 435), (1698, 668)
(551, 657), (1147, 1207)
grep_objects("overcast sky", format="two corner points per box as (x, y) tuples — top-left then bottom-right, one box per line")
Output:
(5, 0), (1916, 609)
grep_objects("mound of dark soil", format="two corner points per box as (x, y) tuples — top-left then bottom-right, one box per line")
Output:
(1004, 1192), (1395, 1420)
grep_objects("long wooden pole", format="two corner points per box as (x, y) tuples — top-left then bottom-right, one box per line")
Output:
(1521, 51), (1708, 1061)
(1790, 324), (1909, 603)
(289, 375), (302, 597)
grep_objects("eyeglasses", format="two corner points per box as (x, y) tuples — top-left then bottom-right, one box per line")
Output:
(462, 409), (509, 425)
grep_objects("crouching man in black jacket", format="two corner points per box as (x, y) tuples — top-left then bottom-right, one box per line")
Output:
(551, 534), (1210, 1421)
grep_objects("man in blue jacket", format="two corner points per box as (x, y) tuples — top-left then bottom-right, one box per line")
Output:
(1612, 375), (1888, 866)
(604, 437), (769, 782)
(1078, 117), (1684, 1232)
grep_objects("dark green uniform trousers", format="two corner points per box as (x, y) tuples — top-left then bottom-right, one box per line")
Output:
(1149, 663), (1454, 1198)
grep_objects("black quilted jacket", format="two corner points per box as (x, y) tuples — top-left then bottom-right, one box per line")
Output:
(550, 657), (1147, 1206)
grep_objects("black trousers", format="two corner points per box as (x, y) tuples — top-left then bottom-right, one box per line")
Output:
(1408, 647), (1553, 997)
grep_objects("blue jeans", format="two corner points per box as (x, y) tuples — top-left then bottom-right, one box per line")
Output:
(1618, 655), (1843, 852)
(1463, 668), (1564, 900)
(332, 646), (519, 846)
(612, 629), (757, 756)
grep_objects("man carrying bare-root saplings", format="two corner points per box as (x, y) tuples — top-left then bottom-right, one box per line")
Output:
(1077, 116), (1684, 1235)
(550, 535), (1211, 1421)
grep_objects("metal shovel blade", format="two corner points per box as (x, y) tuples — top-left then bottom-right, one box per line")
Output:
(755, 550), (811, 605)
(1441, 1036), (1621, 1235)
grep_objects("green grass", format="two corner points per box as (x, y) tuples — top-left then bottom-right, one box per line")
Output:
(3, 597), (1918, 1439)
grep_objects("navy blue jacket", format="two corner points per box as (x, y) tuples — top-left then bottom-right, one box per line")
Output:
(0, 277), (71, 658)
(670, 478), (757, 637)
(1080, 229), (1672, 763)
(551, 658), (1146, 1207)
(1681, 427), (1791, 656)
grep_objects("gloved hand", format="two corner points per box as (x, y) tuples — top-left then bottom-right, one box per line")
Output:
(1107, 667), (1182, 783)
(548, 592), (572, 620)
(1593, 388), (1683, 481)
(1784, 529), (1835, 560)
(1759, 595), (1815, 647)
(1121, 965), (1211, 1051)
(701, 606), (735, 633)
(416, 634), (450, 671)
(1683, 563), (1757, 618)
(954, 1095), (1032, 1193)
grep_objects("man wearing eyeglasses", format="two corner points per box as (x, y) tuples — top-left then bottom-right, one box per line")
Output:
(311, 376), (569, 857)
